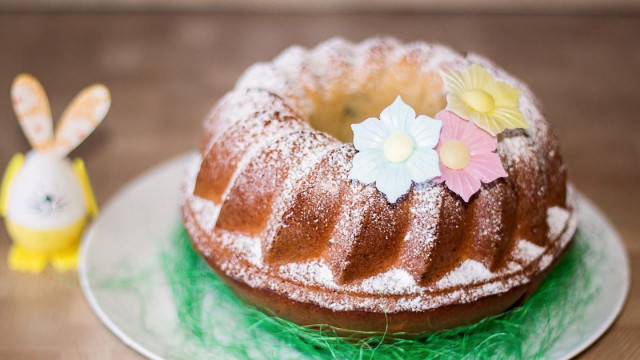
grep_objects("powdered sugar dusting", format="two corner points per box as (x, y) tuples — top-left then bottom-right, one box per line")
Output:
(279, 260), (338, 289)
(407, 182), (442, 246)
(182, 37), (579, 314)
(538, 254), (554, 271)
(236, 56), (314, 116)
(264, 132), (340, 251)
(183, 153), (202, 195)
(436, 260), (494, 288)
(397, 182), (442, 275)
(498, 136), (532, 166)
(547, 206), (570, 239)
(182, 155), (222, 233)
(359, 268), (418, 295)
(306, 38), (355, 99)
(202, 89), (297, 154)
(221, 233), (263, 268)
(189, 197), (220, 233)
(513, 240), (545, 262)
(214, 115), (309, 206)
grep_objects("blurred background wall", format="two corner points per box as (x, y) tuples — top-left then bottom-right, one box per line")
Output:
(2, 0), (639, 13)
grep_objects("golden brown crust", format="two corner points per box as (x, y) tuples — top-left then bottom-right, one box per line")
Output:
(182, 37), (579, 333)
(184, 201), (576, 333)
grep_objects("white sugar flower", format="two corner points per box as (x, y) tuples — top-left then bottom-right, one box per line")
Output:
(349, 96), (442, 203)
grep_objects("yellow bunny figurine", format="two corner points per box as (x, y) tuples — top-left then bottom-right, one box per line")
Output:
(1, 74), (110, 273)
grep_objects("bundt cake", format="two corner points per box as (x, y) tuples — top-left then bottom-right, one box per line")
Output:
(182, 37), (577, 333)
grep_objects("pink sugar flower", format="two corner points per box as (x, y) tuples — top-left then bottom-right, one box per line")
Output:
(434, 110), (507, 202)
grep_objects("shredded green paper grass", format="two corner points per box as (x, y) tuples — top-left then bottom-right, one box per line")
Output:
(159, 226), (597, 360)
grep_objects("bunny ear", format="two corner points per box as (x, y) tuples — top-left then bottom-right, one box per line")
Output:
(11, 74), (54, 151)
(53, 84), (110, 157)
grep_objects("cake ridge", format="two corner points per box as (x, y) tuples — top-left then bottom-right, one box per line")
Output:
(196, 104), (308, 204)
(261, 129), (341, 262)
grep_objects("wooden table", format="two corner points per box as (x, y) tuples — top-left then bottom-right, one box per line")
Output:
(0, 13), (637, 359)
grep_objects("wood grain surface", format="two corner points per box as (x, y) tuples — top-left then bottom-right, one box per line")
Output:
(2, 0), (640, 13)
(0, 13), (637, 359)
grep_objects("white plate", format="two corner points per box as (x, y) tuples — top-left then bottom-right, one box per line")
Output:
(79, 152), (630, 360)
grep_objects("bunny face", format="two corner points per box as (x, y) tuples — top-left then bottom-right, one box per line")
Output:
(6, 151), (86, 230)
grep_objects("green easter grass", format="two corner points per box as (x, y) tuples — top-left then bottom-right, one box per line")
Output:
(160, 226), (595, 360)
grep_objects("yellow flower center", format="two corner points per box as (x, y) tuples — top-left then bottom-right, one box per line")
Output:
(464, 89), (495, 113)
(383, 132), (414, 163)
(440, 140), (471, 170)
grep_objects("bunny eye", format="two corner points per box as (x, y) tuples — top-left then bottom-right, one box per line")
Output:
(29, 191), (68, 217)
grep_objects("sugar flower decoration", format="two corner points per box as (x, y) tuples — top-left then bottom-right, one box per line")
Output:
(440, 64), (527, 136)
(434, 110), (507, 202)
(349, 96), (442, 203)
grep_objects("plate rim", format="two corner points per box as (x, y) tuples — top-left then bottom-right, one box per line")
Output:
(78, 153), (194, 360)
(78, 152), (631, 360)
(557, 194), (631, 360)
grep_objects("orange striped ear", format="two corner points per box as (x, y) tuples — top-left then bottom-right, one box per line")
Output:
(53, 84), (110, 158)
(11, 74), (54, 151)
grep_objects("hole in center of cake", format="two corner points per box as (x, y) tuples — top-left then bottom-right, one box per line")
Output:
(307, 78), (446, 143)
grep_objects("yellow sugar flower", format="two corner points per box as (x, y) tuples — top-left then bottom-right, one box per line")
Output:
(440, 64), (528, 136)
